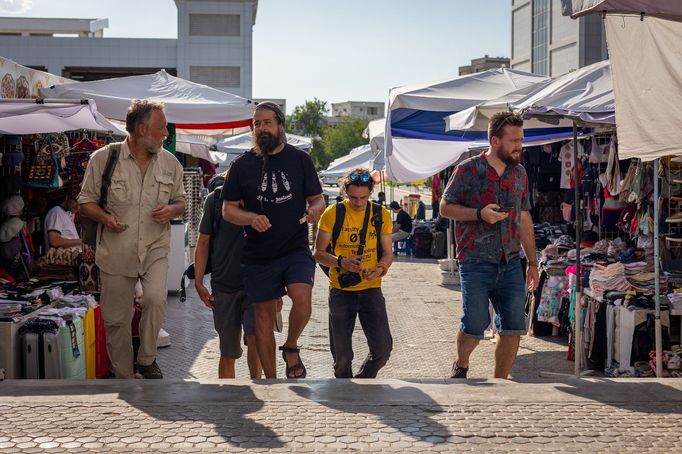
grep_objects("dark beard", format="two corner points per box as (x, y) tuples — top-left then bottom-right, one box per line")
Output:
(499, 147), (521, 166)
(256, 132), (281, 155)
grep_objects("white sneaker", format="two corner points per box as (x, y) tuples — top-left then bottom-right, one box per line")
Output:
(157, 328), (171, 348)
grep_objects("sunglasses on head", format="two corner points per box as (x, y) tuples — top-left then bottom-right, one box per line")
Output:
(349, 173), (371, 183)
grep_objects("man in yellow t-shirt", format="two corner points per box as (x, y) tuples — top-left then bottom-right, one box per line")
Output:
(314, 168), (394, 378)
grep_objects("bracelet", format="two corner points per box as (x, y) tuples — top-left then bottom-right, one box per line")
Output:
(337, 255), (343, 268)
(476, 207), (483, 222)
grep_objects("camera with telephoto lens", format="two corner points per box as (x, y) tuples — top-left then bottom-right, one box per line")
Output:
(338, 271), (362, 288)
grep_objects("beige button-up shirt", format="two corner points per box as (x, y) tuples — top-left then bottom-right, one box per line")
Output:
(78, 139), (186, 277)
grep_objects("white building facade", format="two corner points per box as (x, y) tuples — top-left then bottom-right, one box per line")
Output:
(511, 0), (607, 76)
(0, 0), (257, 99)
(331, 101), (384, 121)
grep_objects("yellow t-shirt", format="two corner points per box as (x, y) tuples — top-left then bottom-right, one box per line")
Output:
(318, 201), (392, 290)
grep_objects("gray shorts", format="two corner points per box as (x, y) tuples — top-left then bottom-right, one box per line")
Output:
(212, 290), (256, 359)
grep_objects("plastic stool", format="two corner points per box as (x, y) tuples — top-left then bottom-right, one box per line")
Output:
(393, 237), (412, 256)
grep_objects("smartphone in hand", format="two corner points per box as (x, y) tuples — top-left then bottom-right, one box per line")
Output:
(494, 206), (514, 213)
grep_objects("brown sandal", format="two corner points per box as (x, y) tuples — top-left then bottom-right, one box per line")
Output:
(279, 345), (307, 379)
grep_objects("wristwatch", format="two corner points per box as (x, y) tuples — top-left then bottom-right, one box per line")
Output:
(476, 207), (483, 222)
(337, 255), (343, 267)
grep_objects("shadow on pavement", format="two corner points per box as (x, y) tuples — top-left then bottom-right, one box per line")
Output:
(1, 382), (284, 448)
(511, 348), (573, 379)
(553, 378), (682, 414)
(289, 382), (451, 443)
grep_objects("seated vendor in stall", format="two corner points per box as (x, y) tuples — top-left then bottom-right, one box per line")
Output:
(44, 197), (82, 250)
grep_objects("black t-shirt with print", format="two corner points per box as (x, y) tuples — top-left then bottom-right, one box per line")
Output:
(223, 145), (322, 265)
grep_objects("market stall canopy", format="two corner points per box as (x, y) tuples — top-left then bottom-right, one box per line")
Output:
(511, 60), (615, 126)
(561, 0), (682, 19)
(176, 140), (216, 164)
(212, 132), (312, 168)
(319, 144), (373, 184)
(39, 70), (254, 132)
(0, 99), (125, 135)
(0, 56), (73, 99)
(364, 118), (385, 154)
(385, 68), (550, 183)
(560, 1), (682, 161)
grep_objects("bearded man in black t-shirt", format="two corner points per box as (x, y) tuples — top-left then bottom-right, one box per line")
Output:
(222, 101), (325, 379)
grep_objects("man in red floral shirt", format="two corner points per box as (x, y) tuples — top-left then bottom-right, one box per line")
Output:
(440, 112), (539, 379)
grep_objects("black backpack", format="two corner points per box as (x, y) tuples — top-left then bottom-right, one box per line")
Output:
(319, 202), (383, 276)
(180, 187), (224, 301)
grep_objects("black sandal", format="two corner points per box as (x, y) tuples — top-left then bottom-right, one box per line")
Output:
(279, 345), (307, 379)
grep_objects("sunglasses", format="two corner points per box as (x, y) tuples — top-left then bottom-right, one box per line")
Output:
(349, 173), (371, 183)
(490, 115), (523, 138)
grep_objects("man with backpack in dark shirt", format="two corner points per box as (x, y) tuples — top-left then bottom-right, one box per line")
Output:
(194, 173), (261, 379)
(314, 168), (394, 378)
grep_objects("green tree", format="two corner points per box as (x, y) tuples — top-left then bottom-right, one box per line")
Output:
(315, 117), (369, 170)
(288, 98), (328, 137)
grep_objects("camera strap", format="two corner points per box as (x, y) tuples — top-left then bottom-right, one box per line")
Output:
(356, 201), (372, 256)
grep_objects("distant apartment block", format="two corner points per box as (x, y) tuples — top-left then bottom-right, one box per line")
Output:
(459, 55), (510, 76)
(511, 0), (607, 76)
(331, 101), (384, 121)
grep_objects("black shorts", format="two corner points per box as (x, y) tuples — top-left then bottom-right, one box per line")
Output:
(242, 248), (315, 303)
(212, 290), (256, 358)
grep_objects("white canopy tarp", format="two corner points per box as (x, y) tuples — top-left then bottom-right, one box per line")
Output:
(364, 118), (386, 154)
(0, 99), (125, 135)
(562, 0), (682, 19)
(511, 59), (615, 126)
(385, 68), (549, 182)
(320, 144), (374, 183)
(176, 141), (216, 164)
(213, 132), (312, 168)
(39, 70), (254, 129)
(603, 14), (682, 161)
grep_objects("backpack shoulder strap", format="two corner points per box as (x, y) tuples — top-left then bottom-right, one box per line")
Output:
(330, 202), (345, 252)
(212, 186), (223, 235)
(371, 202), (384, 260)
(98, 143), (122, 208)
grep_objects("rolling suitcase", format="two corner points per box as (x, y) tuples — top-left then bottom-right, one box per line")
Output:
(430, 231), (446, 258)
(20, 319), (64, 379)
(60, 317), (86, 379)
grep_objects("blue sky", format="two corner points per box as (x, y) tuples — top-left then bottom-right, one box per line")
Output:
(1, 0), (511, 113)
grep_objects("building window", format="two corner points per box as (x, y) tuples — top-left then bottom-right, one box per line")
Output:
(367, 107), (378, 116)
(190, 66), (240, 87)
(532, 0), (550, 75)
(189, 14), (240, 36)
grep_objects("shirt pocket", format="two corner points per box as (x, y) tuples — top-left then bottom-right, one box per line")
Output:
(155, 174), (174, 205)
(108, 179), (130, 205)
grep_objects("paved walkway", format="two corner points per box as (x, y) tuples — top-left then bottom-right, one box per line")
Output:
(4, 259), (681, 452)
(1, 378), (681, 452)
(159, 258), (572, 380)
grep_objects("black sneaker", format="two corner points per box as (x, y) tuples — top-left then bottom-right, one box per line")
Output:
(450, 361), (468, 379)
(137, 360), (163, 379)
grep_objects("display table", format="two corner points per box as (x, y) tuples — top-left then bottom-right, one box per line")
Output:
(0, 305), (52, 379)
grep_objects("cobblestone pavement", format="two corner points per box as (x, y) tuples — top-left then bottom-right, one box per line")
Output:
(1, 379), (681, 452)
(160, 258), (572, 380)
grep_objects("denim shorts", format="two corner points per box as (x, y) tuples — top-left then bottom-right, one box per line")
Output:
(212, 290), (256, 358)
(242, 248), (316, 303)
(458, 258), (527, 339)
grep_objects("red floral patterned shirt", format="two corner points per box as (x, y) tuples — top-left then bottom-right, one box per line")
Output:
(443, 152), (531, 264)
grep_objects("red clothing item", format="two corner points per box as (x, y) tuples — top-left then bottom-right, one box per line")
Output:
(443, 152), (531, 264)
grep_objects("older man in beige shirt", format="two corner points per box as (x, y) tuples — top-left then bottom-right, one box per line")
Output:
(79, 99), (186, 379)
